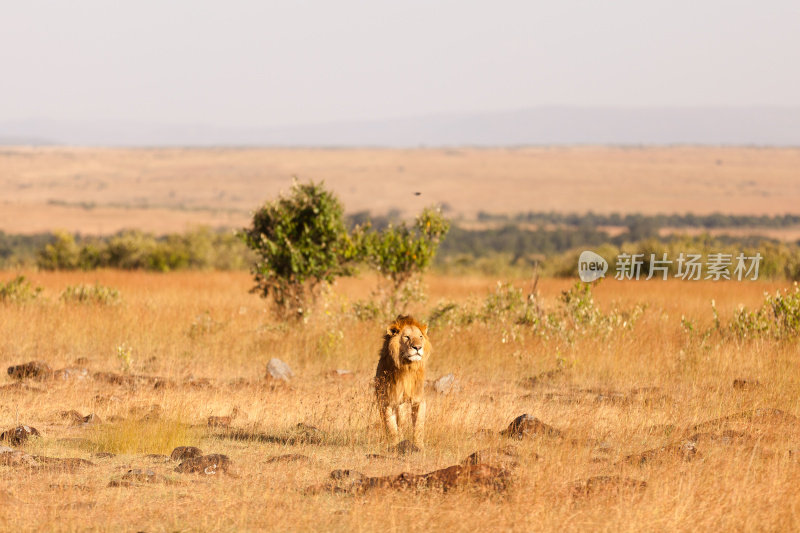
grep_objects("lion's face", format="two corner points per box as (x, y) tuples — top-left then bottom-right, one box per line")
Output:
(396, 324), (427, 363)
(385, 317), (430, 367)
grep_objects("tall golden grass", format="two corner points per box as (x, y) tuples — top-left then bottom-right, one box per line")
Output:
(0, 270), (798, 531)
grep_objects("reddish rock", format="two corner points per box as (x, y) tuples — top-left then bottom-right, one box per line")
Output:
(175, 454), (232, 475)
(170, 446), (203, 461)
(500, 414), (563, 439)
(0, 425), (40, 446)
(7, 361), (53, 381)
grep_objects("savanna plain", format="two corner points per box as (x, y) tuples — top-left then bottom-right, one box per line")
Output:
(1, 270), (799, 532)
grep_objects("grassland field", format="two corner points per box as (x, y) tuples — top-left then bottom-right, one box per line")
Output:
(1, 270), (799, 531)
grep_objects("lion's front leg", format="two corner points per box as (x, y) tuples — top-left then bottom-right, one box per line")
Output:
(411, 400), (426, 448)
(382, 404), (401, 446)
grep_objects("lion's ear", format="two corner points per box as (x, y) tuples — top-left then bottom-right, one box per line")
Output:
(387, 325), (400, 336)
(419, 323), (428, 335)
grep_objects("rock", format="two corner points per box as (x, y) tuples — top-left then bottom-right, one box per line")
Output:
(461, 445), (521, 469)
(53, 367), (90, 381)
(265, 454), (310, 463)
(733, 378), (761, 390)
(93, 371), (134, 386)
(170, 446), (203, 461)
(569, 476), (647, 497)
(7, 360), (53, 381)
(312, 463), (511, 494)
(265, 358), (293, 382)
(500, 414), (563, 439)
(389, 440), (420, 455)
(175, 454), (232, 475)
(0, 425), (40, 446)
(208, 416), (232, 428)
(432, 373), (457, 394)
(328, 369), (354, 379)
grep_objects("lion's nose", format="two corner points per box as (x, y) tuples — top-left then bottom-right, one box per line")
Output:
(412, 345), (423, 352)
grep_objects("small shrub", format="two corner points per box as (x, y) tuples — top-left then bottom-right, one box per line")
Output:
(0, 275), (42, 303)
(59, 283), (120, 305)
(730, 284), (800, 339)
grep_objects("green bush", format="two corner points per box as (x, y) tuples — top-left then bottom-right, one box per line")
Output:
(730, 284), (800, 339)
(59, 283), (121, 305)
(241, 181), (359, 319)
(0, 275), (42, 303)
(362, 207), (450, 311)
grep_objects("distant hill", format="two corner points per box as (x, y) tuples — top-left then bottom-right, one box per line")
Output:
(2, 106), (799, 146)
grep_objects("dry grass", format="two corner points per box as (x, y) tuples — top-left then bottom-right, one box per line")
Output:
(1, 270), (799, 531)
(2, 146), (800, 234)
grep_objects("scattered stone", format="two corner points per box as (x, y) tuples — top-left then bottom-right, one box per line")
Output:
(208, 416), (232, 428)
(309, 463), (511, 495)
(7, 360), (53, 381)
(432, 373), (457, 394)
(152, 378), (176, 390)
(53, 367), (90, 381)
(265, 454), (310, 463)
(500, 414), (563, 440)
(73, 357), (90, 366)
(685, 430), (752, 446)
(328, 369), (354, 379)
(175, 454), (232, 475)
(390, 440), (420, 455)
(733, 379), (761, 390)
(93, 452), (116, 459)
(144, 454), (169, 462)
(569, 476), (647, 497)
(265, 358), (293, 382)
(170, 446), (203, 461)
(461, 445), (522, 469)
(0, 425), (40, 446)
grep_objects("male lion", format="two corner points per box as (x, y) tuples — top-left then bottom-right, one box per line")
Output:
(374, 315), (431, 449)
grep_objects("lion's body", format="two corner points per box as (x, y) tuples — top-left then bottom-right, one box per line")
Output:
(374, 315), (431, 449)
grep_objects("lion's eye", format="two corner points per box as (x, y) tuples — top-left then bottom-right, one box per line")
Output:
(403, 335), (410, 340)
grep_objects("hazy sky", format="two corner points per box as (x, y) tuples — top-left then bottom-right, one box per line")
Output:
(2, 1), (798, 127)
